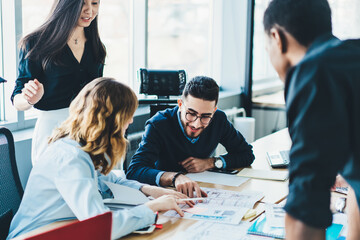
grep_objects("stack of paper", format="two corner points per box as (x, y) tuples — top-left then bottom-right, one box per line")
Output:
(186, 171), (249, 186)
(237, 168), (288, 181)
(164, 187), (263, 225)
(171, 221), (253, 240)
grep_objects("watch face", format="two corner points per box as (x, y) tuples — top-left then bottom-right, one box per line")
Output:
(215, 159), (223, 169)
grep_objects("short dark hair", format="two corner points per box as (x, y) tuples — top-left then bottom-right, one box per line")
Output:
(182, 76), (219, 104)
(263, 0), (332, 47)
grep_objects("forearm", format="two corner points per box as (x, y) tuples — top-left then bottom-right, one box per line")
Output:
(13, 94), (32, 111)
(159, 172), (177, 187)
(140, 185), (157, 196)
(126, 160), (162, 185)
(285, 213), (325, 240)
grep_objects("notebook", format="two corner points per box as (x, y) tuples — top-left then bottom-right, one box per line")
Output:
(266, 150), (290, 168)
(248, 215), (343, 240)
(247, 215), (285, 239)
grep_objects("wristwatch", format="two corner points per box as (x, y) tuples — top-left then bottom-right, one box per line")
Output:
(214, 157), (224, 169)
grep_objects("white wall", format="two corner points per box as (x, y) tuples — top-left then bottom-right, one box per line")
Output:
(253, 108), (287, 140)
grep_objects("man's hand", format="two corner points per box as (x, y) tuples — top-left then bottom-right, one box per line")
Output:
(174, 174), (208, 198)
(180, 157), (214, 173)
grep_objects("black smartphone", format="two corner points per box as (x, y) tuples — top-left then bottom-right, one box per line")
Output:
(208, 169), (239, 174)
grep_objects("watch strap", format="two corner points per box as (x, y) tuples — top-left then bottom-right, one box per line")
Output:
(172, 172), (184, 187)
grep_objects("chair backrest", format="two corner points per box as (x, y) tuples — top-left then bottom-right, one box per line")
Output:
(25, 212), (112, 240)
(0, 127), (23, 239)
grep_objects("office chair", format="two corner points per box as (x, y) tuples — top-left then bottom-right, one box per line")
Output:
(24, 212), (112, 240)
(123, 69), (187, 171)
(138, 68), (186, 117)
(0, 127), (24, 240)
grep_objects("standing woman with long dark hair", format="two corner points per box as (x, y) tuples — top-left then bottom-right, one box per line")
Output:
(11, 0), (106, 164)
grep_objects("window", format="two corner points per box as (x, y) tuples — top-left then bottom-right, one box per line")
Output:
(252, 0), (282, 97)
(147, 0), (210, 81)
(251, 0), (360, 97)
(98, 0), (129, 86)
(21, 0), (53, 120)
(329, 0), (360, 39)
(0, 2), (4, 121)
(2, 0), (248, 131)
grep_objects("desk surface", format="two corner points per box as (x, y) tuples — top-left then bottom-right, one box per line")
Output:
(12, 129), (291, 240)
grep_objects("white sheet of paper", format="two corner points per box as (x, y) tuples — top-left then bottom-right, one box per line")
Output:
(164, 187), (263, 224)
(171, 221), (254, 240)
(333, 213), (348, 237)
(103, 181), (149, 205)
(237, 168), (288, 181)
(186, 171), (249, 187)
(265, 203), (286, 228)
(164, 204), (248, 225)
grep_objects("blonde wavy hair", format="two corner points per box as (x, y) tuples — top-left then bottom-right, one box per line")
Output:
(49, 77), (138, 175)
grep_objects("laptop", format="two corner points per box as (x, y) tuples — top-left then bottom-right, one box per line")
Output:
(266, 150), (290, 168)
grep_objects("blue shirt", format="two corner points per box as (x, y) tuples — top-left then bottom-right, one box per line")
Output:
(126, 106), (254, 186)
(7, 138), (155, 240)
(284, 33), (360, 228)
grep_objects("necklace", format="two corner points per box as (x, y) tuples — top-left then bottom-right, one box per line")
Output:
(75, 39), (78, 45)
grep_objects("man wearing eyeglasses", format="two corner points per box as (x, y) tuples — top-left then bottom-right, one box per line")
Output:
(127, 76), (255, 197)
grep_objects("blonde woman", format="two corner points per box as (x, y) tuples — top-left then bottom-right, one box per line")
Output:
(7, 78), (192, 239)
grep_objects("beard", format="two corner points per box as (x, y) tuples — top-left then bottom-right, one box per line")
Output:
(185, 122), (205, 138)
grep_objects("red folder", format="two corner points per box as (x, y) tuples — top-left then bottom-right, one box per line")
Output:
(25, 212), (112, 240)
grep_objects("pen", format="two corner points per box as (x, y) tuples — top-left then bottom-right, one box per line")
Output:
(176, 197), (207, 202)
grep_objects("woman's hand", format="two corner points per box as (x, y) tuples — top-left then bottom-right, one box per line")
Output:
(22, 79), (44, 105)
(145, 195), (184, 217)
(141, 185), (194, 207)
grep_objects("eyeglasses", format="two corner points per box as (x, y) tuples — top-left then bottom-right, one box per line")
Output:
(183, 103), (213, 125)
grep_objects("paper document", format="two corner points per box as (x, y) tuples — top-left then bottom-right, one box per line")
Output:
(237, 168), (288, 181)
(103, 181), (149, 205)
(164, 187), (263, 224)
(202, 187), (264, 208)
(265, 203), (286, 228)
(333, 213), (347, 238)
(171, 221), (254, 240)
(186, 171), (249, 187)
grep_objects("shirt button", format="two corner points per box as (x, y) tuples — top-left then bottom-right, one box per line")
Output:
(80, 68), (84, 72)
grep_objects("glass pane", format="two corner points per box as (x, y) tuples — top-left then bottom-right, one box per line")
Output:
(0, 1), (3, 122)
(252, 0), (360, 86)
(147, 0), (210, 81)
(329, 0), (360, 39)
(21, 0), (53, 119)
(252, 0), (277, 83)
(98, 0), (129, 85)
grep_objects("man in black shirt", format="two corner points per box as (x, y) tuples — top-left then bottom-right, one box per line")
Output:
(263, 0), (360, 239)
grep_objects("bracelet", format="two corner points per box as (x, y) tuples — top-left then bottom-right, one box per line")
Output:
(172, 172), (184, 187)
